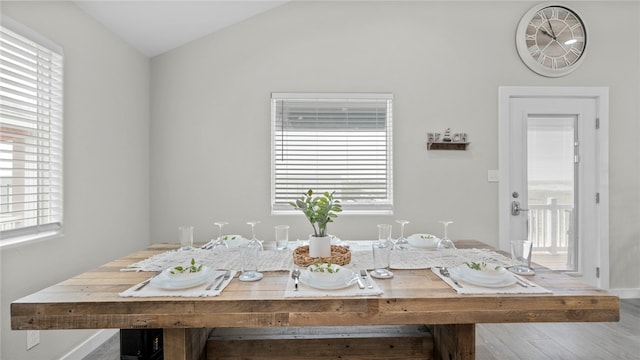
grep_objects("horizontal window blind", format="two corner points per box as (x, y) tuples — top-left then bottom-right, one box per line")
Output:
(271, 93), (393, 213)
(0, 19), (63, 240)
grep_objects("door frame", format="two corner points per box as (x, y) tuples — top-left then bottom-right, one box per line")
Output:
(498, 86), (609, 289)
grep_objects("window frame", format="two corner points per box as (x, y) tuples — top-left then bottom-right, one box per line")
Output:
(271, 92), (393, 215)
(1, 16), (64, 247)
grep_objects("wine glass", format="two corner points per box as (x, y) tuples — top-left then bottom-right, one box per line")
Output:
(246, 220), (263, 250)
(210, 221), (229, 252)
(394, 220), (410, 250)
(437, 220), (456, 252)
(239, 221), (263, 281)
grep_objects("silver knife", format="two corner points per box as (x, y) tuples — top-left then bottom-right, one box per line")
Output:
(133, 271), (161, 291)
(213, 270), (232, 291)
(205, 271), (226, 291)
(355, 276), (365, 289)
(513, 274), (536, 287)
(360, 270), (373, 289)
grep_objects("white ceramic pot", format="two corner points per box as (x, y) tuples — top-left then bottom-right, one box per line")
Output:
(308, 235), (331, 257)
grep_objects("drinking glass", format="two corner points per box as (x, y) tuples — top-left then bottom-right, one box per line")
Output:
(509, 240), (535, 275)
(275, 225), (289, 250)
(178, 225), (193, 250)
(239, 221), (263, 281)
(210, 221), (229, 252)
(246, 220), (263, 250)
(372, 224), (393, 277)
(394, 220), (410, 250)
(436, 220), (456, 252)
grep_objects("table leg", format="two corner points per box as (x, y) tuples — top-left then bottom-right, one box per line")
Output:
(163, 328), (211, 360)
(431, 324), (475, 360)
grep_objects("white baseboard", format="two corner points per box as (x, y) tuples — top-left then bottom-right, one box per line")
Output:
(59, 329), (119, 360)
(609, 288), (640, 299)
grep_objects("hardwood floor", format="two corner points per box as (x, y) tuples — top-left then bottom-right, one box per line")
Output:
(84, 299), (640, 360)
(477, 299), (640, 360)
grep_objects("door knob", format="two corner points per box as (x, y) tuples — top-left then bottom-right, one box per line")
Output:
(511, 201), (529, 216)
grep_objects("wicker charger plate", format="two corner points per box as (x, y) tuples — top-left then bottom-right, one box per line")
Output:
(293, 245), (351, 267)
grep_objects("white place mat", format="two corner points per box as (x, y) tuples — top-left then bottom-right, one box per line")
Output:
(284, 269), (383, 298)
(432, 268), (551, 295)
(119, 270), (237, 297)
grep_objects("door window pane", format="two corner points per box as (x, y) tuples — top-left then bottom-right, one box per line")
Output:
(527, 116), (576, 271)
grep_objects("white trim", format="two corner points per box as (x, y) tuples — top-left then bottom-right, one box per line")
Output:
(609, 288), (640, 300)
(498, 86), (609, 289)
(0, 231), (62, 250)
(58, 329), (119, 360)
(0, 15), (63, 54)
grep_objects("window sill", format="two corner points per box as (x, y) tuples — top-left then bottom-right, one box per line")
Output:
(0, 230), (62, 249)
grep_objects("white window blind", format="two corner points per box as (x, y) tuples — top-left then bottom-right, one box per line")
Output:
(0, 18), (63, 241)
(271, 93), (393, 213)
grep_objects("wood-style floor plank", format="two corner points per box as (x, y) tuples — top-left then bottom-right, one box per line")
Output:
(476, 299), (640, 360)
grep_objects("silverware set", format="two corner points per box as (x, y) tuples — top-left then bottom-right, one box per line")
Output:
(360, 270), (373, 289)
(206, 270), (231, 291)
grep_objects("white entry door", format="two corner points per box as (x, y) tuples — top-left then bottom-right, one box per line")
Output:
(498, 87), (609, 289)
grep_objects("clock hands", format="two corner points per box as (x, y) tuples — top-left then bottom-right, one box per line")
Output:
(540, 27), (555, 39)
(546, 17), (557, 40)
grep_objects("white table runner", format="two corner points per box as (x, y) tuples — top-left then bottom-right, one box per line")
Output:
(122, 242), (514, 273)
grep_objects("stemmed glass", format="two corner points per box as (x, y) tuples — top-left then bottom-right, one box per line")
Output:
(246, 220), (263, 250)
(437, 220), (456, 252)
(210, 221), (229, 252)
(394, 220), (410, 250)
(239, 221), (263, 281)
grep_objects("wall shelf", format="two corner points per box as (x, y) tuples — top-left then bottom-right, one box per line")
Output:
(427, 141), (470, 150)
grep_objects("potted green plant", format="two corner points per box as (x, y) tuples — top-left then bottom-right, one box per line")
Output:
(290, 189), (342, 257)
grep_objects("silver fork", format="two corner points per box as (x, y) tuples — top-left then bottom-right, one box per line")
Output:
(205, 271), (226, 291)
(133, 271), (161, 291)
(439, 267), (463, 288)
(213, 270), (232, 291)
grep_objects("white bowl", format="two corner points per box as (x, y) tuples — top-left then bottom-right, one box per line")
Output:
(220, 234), (249, 248)
(407, 234), (440, 248)
(306, 263), (349, 285)
(459, 264), (511, 284)
(151, 265), (213, 289)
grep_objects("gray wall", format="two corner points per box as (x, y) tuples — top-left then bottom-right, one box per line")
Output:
(1, 1), (639, 359)
(151, 1), (639, 287)
(0, 2), (150, 360)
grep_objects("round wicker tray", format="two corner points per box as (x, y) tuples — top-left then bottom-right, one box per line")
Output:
(292, 245), (351, 267)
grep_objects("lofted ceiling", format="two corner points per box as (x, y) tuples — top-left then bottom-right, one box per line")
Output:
(73, 1), (289, 57)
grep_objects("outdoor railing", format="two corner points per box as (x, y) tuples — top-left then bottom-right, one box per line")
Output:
(528, 197), (573, 255)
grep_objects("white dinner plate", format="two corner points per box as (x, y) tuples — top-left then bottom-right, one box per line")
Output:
(449, 265), (517, 288)
(407, 234), (440, 249)
(220, 235), (249, 248)
(299, 269), (358, 290)
(150, 266), (215, 290)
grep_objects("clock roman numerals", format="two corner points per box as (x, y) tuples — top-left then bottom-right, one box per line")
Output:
(517, 4), (586, 77)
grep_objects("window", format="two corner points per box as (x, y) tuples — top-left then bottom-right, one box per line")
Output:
(271, 93), (393, 214)
(0, 17), (63, 244)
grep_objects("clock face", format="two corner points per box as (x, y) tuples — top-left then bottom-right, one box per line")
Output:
(516, 4), (587, 77)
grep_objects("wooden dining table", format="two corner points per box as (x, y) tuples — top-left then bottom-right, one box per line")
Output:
(11, 240), (620, 360)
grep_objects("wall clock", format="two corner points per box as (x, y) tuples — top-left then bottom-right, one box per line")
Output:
(516, 2), (587, 77)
